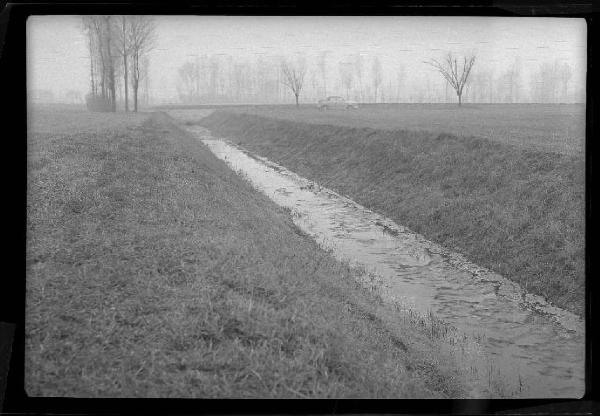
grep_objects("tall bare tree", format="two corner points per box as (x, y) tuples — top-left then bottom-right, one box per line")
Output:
(317, 51), (329, 98)
(510, 57), (522, 103)
(176, 61), (197, 103)
(142, 55), (150, 106)
(396, 65), (405, 102)
(487, 69), (495, 103)
(101, 16), (117, 111)
(128, 16), (156, 111)
(425, 52), (476, 106)
(371, 56), (383, 103)
(116, 16), (131, 111)
(354, 53), (365, 102)
(81, 16), (117, 111)
(280, 57), (307, 107)
(209, 55), (221, 99)
(82, 17), (98, 96)
(339, 61), (354, 100)
(310, 70), (320, 102)
(232, 62), (246, 101)
(559, 62), (573, 103)
(531, 61), (561, 103)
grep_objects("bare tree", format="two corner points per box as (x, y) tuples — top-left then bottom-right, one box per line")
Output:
(385, 79), (393, 103)
(310, 70), (320, 102)
(371, 56), (383, 103)
(487, 69), (495, 103)
(197, 55), (209, 99)
(115, 16), (131, 111)
(101, 16), (117, 111)
(510, 57), (522, 103)
(317, 51), (329, 97)
(497, 69), (513, 103)
(280, 57), (307, 107)
(559, 62), (572, 103)
(209, 55), (221, 99)
(339, 61), (354, 100)
(194, 56), (200, 98)
(232, 62), (246, 101)
(81, 16), (117, 111)
(128, 16), (156, 111)
(176, 61), (197, 103)
(493, 59), (521, 104)
(81, 17), (98, 96)
(396, 65), (405, 102)
(532, 61), (560, 103)
(90, 17), (107, 100)
(354, 53), (365, 102)
(255, 56), (275, 103)
(464, 68), (484, 103)
(142, 55), (150, 106)
(82, 16), (155, 112)
(425, 52), (476, 106)
(113, 48), (125, 107)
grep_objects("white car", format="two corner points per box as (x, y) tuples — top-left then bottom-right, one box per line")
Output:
(317, 96), (359, 110)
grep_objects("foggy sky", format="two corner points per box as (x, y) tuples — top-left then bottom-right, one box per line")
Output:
(27, 15), (587, 103)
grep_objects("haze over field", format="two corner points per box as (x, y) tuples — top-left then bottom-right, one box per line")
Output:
(27, 16), (586, 105)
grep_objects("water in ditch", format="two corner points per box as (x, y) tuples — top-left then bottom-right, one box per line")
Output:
(185, 124), (584, 398)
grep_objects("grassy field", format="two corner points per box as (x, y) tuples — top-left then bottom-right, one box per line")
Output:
(199, 109), (586, 316)
(212, 103), (586, 156)
(26, 106), (497, 398)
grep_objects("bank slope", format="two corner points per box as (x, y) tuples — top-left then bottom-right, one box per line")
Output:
(199, 111), (585, 316)
(27, 107), (473, 398)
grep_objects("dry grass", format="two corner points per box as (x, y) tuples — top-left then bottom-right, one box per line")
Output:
(26, 106), (495, 398)
(199, 110), (585, 316)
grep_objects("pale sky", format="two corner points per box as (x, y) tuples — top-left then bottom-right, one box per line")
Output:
(27, 15), (587, 103)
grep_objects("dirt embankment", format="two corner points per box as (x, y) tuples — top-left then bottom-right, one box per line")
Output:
(200, 111), (585, 316)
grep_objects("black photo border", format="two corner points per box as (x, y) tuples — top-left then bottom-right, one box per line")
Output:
(1, 0), (595, 414)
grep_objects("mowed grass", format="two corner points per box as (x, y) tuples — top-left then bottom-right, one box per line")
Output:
(26, 106), (480, 398)
(199, 111), (586, 316)
(211, 103), (585, 156)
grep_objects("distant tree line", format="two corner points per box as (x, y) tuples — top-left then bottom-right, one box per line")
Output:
(464, 58), (576, 104)
(82, 16), (155, 112)
(174, 50), (582, 106)
(176, 54), (284, 105)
